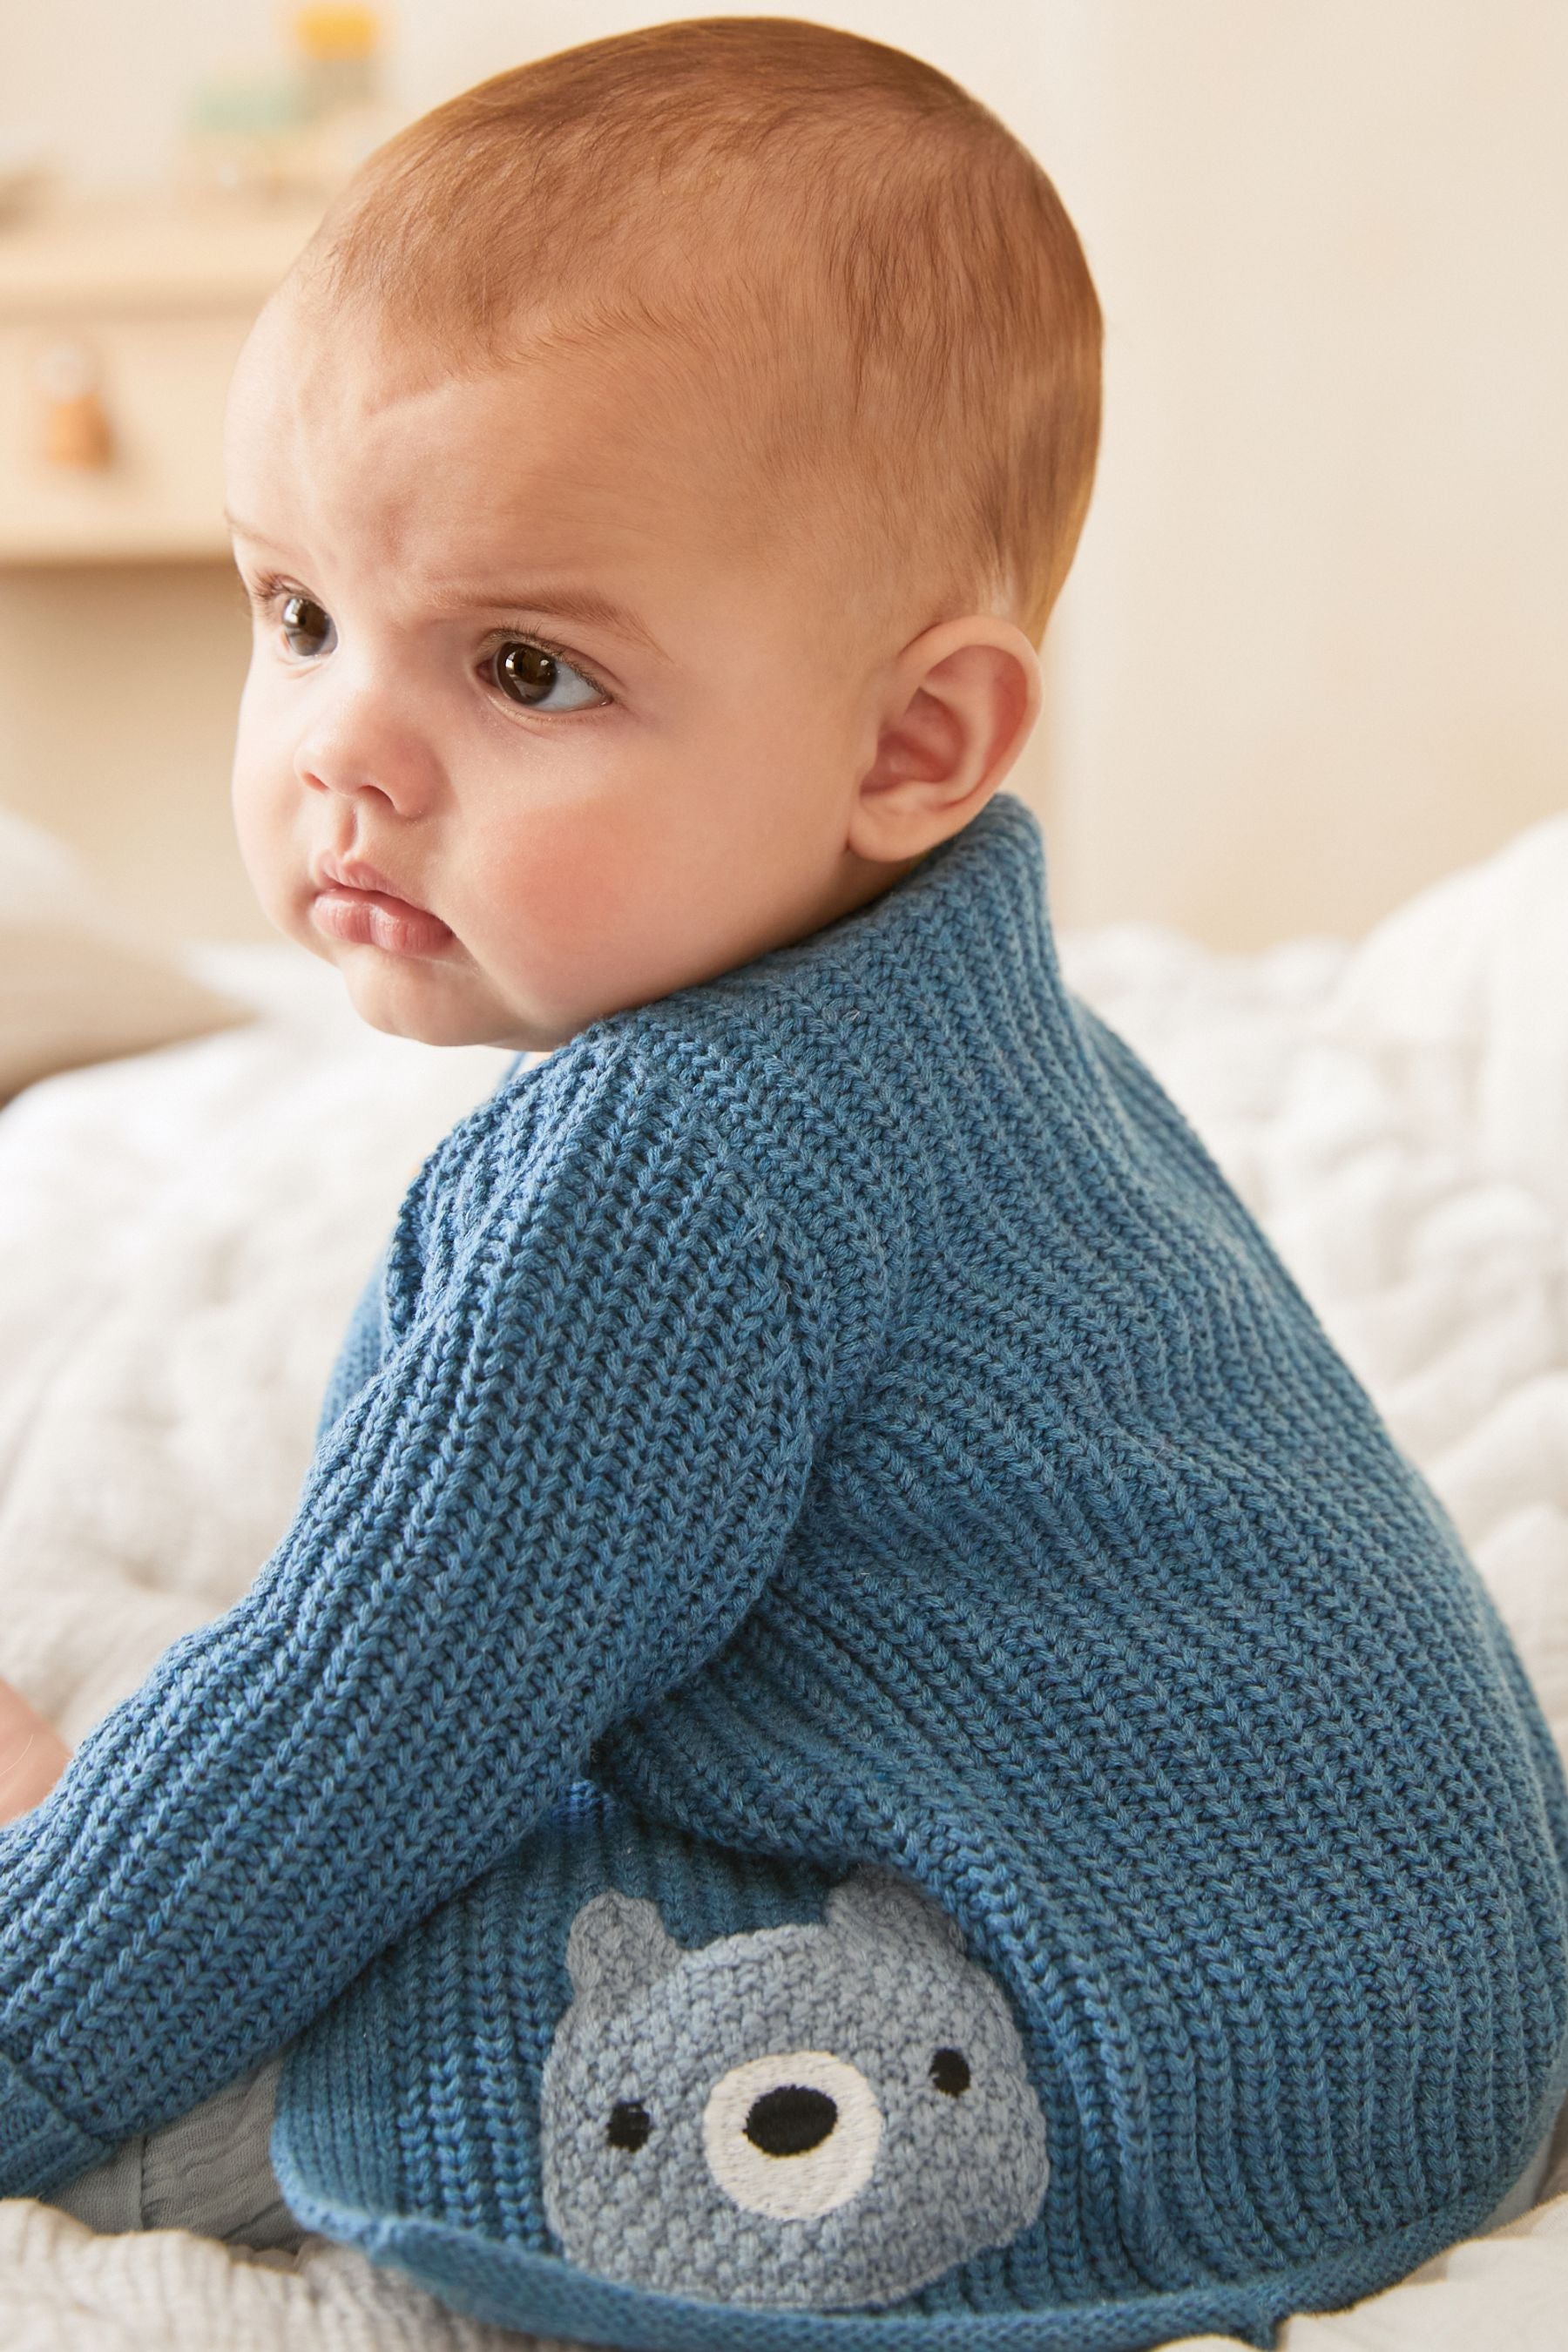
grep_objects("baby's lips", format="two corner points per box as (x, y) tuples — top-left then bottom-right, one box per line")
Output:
(311, 883), (456, 957)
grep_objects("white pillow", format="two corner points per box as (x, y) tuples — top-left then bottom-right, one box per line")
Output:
(1315, 812), (1568, 1221)
(0, 808), (253, 1104)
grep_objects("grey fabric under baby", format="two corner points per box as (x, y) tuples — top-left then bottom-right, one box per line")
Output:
(42, 2043), (1560, 2261)
(45, 2046), (304, 2253)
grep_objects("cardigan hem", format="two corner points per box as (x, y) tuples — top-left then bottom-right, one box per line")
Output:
(264, 2185), (1503, 2352)
(0, 2047), (112, 2200)
(273, 2041), (1568, 2352)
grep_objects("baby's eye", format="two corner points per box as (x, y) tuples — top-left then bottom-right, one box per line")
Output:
(489, 639), (605, 713)
(278, 593), (335, 659)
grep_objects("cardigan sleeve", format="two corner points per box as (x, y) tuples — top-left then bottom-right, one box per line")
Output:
(0, 1033), (817, 2194)
(312, 1246), (387, 1448)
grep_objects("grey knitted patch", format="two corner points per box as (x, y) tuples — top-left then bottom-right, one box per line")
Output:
(539, 1863), (1047, 2308)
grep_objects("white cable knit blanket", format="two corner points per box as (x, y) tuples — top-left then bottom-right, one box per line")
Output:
(2, 815), (1565, 2350)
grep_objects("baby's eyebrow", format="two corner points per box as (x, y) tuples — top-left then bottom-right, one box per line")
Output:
(223, 514), (667, 664)
(224, 510), (286, 547)
(431, 582), (668, 660)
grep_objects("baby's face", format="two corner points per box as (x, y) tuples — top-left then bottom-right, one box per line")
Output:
(224, 296), (905, 1051)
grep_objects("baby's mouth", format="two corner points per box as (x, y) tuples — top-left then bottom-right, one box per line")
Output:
(310, 878), (456, 958)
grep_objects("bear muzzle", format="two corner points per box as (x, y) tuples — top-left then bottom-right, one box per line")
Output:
(702, 2050), (883, 2220)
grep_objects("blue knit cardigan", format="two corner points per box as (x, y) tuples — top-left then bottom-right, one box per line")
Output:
(2, 796), (1565, 2346)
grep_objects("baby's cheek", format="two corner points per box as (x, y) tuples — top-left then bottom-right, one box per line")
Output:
(231, 748), (303, 936)
(479, 808), (675, 1000)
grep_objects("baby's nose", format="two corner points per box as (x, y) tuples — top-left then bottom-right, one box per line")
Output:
(701, 2050), (882, 2220)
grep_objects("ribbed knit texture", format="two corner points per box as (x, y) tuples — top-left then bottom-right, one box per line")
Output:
(4, 796), (1567, 2347)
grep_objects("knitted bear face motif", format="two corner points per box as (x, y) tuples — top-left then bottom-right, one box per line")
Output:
(539, 1862), (1049, 2308)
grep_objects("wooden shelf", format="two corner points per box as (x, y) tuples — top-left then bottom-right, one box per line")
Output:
(0, 195), (323, 564)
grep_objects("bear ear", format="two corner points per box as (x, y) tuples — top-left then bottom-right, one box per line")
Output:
(825, 1864), (967, 1958)
(564, 1889), (683, 2012)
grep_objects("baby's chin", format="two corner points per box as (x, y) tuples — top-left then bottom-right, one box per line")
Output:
(330, 943), (543, 1051)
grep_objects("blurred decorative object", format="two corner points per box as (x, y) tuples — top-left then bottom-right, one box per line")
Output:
(34, 340), (112, 470)
(181, 72), (308, 206)
(179, 9), (393, 207)
(0, 197), (321, 562)
(294, 6), (382, 118)
(282, 3), (395, 196)
(0, 808), (253, 1106)
(0, 131), (54, 225)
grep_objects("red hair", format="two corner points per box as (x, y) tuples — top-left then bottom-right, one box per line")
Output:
(296, 17), (1102, 647)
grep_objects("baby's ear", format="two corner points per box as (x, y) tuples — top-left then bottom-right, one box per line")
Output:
(848, 616), (1042, 866)
(564, 1890), (682, 2012)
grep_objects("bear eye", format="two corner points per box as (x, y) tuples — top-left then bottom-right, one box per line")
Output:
(606, 2099), (652, 2152)
(930, 2047), (970, 2097)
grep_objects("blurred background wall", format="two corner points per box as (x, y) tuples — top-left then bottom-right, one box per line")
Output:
(2, 1), (1565, 948)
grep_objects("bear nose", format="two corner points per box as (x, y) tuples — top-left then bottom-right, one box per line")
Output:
(744, 2082), (838, 2156)
(703, 2050), (882, 2220)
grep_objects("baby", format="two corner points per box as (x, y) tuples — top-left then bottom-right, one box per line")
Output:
(3, 19), (1566, 2349)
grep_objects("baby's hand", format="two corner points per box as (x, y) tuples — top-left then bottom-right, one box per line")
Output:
(0, 1678), (71, 1825)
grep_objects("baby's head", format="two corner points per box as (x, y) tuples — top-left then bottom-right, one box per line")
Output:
(223, 17), (1101, 1051)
